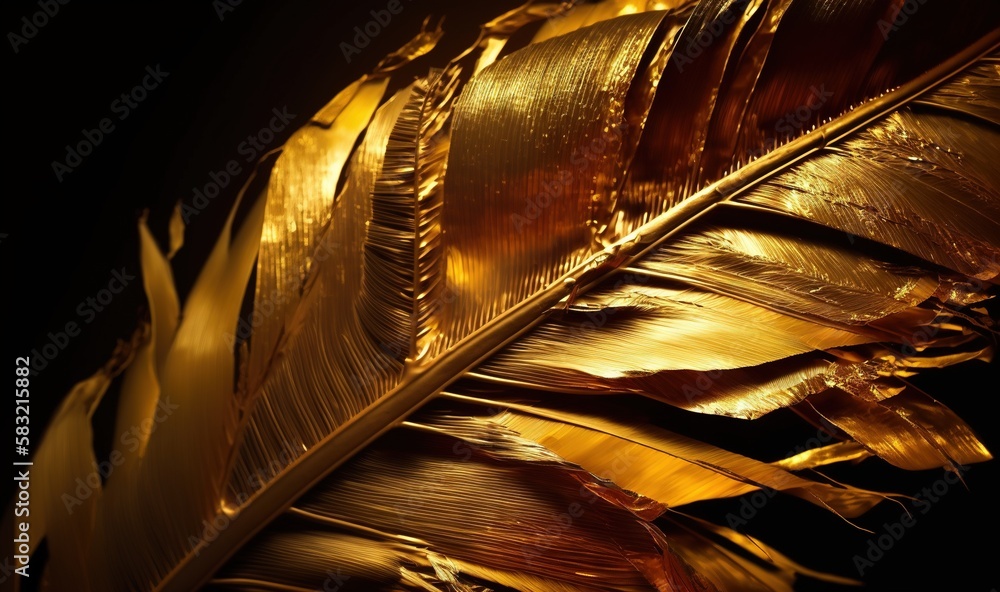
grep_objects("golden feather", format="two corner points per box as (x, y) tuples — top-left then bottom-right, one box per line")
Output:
(13, 1), (1000, 591)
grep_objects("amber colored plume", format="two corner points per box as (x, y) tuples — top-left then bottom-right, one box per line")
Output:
(17, 0), (1000, 590)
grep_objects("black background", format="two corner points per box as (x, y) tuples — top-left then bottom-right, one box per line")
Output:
(3, 1), (997, 591)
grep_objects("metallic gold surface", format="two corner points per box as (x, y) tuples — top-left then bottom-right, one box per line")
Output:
(29, 1), (1000, 591)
